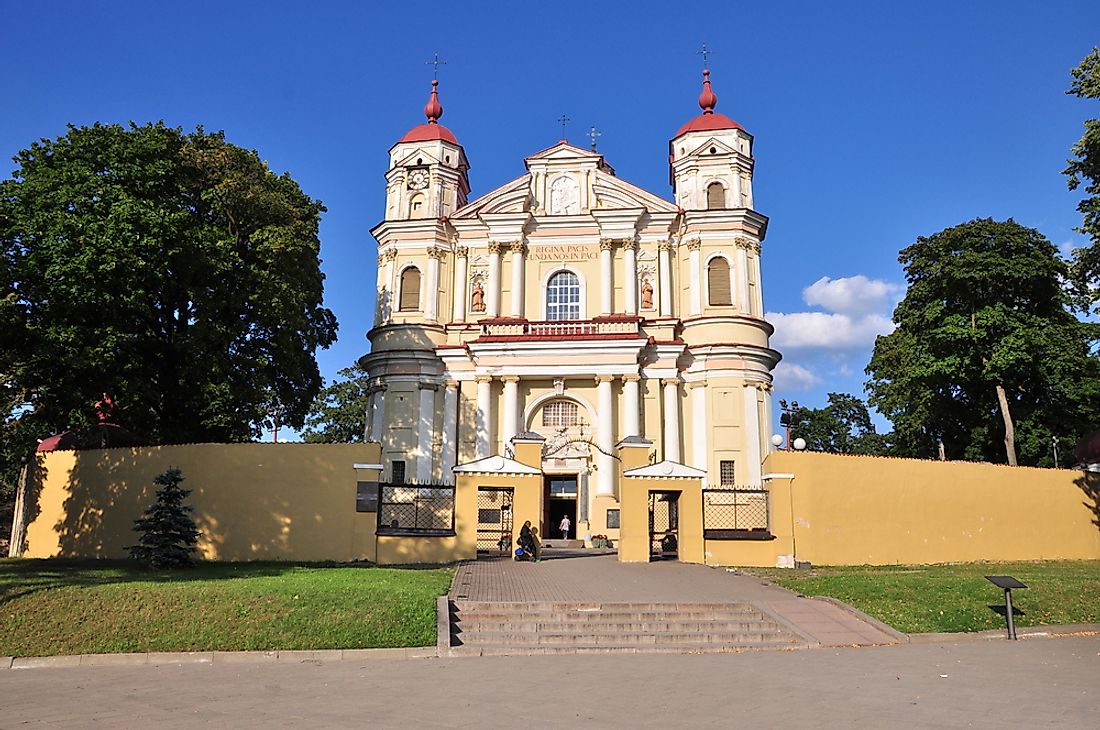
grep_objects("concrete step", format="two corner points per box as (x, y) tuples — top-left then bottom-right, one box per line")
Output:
(451, 640), (804, 656)
(458, 620), (785, 634)
(458, 630), (794, 646)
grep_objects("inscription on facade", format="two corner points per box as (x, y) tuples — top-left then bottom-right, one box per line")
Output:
(527, 244), (598, 262)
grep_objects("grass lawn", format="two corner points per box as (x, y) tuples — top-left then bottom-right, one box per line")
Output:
(0, 559), (453, 657)
(747, 560), (1100, 634)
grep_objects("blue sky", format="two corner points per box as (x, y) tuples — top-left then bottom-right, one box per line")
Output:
(3, 0), (1097, 438)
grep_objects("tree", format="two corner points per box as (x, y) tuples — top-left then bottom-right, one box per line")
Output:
(0, 122), (338, 484)
(790, 393), (889, 456)
(866, 218), (1100, 466)
(129, 468), (200, 568)
(1065, 48), (1100, 310)
(301, 365), (371, 443)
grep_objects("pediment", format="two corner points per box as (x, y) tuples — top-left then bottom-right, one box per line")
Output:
(526, 141), (603, 162)
(684, 137), (738, 157)
(451, 175), (532, 219)
(393, 147), (445, 168)
(453, 454), (542, 475)
(623, 459), (706, 479)
(592, 170), (679, 213)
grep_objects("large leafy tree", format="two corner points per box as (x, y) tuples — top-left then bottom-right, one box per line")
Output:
(1066, 48), (1100, 309)
(866, 218), (1100, 466)
(301, 365), (370, 443)
(0, 122), (338, 482)
(790, 392), (889, 456)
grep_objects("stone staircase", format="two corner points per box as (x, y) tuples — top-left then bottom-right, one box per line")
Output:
(446, 601), (807, 656)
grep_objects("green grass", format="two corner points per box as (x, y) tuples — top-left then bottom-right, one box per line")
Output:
(0, 559), (453, 657)
(747, 561), (1100, 634)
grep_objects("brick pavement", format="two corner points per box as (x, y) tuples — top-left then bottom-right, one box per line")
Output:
(450, 553), (901, 646)
(2, 637), (1096, 727)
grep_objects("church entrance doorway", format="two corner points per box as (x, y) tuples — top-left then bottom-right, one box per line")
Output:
(545, 474), (578, 543)
(649, 491), (680, 561)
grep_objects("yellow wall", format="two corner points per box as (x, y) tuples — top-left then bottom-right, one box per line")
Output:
(753, 451), (1100, 566)
(17, 443), (383, 563)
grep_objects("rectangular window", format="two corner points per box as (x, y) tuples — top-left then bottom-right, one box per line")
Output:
(606, 508), (621, 529)
(720, 460), (736, 486)
(356, 481), (379, 512)
(391, 460), (406, 484)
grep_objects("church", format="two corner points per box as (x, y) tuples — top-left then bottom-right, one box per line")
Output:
(359, 68), (780, 547)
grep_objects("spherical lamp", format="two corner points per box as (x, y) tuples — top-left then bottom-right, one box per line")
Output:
(792, 437), (807, 451)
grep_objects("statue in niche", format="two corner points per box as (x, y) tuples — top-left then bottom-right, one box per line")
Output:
(641, 279), (654, 310)
(470, 280), (485, 312)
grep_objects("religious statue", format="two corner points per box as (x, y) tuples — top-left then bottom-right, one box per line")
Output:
(641, 279), (654, 309)
(470, 281), (485, 312)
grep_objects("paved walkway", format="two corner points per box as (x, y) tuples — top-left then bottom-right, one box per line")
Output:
(2, 637), (1096, 727)
(450, 553), (900, 647)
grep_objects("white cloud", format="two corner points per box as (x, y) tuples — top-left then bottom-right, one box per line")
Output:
(1058, 240), (1077, 260)
(771, 362), (822, 392)
(766, 311), (895, 352)
(802, 275), (901, 316)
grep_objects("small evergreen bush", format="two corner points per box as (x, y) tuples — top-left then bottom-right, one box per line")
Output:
(129, 467), (200, 568)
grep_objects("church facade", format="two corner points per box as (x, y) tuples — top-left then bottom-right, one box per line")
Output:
(360, 70), (780, 543)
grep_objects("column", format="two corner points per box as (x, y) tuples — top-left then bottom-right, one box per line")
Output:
(733, 164), (744, 206)
(596, 375), (615, 496)
(687, 240), (702, 316)
(452, 247), (468, 322)
(658, 242), (672, 316)
(750, 243), (763, 316)
(690, 381), (708, 472)
(599, 238), (614, 314)
(381, 249), (397, 321)
(622, 374), (641, 438)
(509, 242), (526, 318)
(662, 378), (681, 463)
(374, 253), (386, 326)
(440, 381), (459, 475)
(370, 383), (386, 443)
(425, 247), (442, 321)
(416, 383), (437, 482)
(622, 239), (638, 314)
(743, 383), (762, 485)
(475, 376), (493, 458)
(487, 242), (502, 317)
(501, 376), (520, 446)
(736, 238), (750, 314)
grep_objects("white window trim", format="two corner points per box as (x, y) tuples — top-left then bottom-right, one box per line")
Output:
(540, 266), (588, 322)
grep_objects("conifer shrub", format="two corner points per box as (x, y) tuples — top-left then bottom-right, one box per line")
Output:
(129, 467), (200, 568)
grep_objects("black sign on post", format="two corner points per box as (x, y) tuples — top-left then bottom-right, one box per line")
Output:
(356, 481), (380, 513)
(986, 575), (1028, 640)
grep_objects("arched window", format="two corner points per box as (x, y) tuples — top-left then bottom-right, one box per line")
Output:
(399, 266), (421, 311)
(546, 270), (581, 321)
(707, 182), (725, 210)
(707, 257), (732, 306)
(408, 193), (425, 218)
(542, 400), (579, 428)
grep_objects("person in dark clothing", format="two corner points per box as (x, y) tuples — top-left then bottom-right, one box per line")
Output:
(516, 520), (540, 561)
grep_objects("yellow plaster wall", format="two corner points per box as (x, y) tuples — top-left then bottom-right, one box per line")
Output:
(758, 451), (1100, 566)
(17, 443), (383, 562)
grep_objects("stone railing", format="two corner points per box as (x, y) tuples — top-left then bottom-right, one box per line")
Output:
(478, 317), (641, 339)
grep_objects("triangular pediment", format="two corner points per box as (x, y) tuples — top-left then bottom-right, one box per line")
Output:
(452, 454), (542, 475)
(684, 137), (738, 158)
(592, 170), (679, 213)
(623, 459), (706, 479)
(393, 147), (445, 168)
(451, 175), (533, 219)
(526, 141), (604, 162)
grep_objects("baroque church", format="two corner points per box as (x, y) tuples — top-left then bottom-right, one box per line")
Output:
(360, 69), (780, 542)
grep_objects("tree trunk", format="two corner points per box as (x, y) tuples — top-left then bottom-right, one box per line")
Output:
(994, 384), (1018, 466)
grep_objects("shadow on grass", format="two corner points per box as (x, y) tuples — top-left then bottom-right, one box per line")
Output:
(0, 558), (448, 608)
(988, 604), (1025, 618)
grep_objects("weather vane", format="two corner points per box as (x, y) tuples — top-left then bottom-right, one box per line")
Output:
(558, 113), (571, 140)
(697, 42), (715, 69)
(425, 51), (448, 80)
(587, 126), (602, 151)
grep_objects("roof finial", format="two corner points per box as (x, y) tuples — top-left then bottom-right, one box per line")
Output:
(558, 113), (571, 141)
(697, 42), (715, 70)
(423, 79), (443, 124)
(698, 68), (718, 115)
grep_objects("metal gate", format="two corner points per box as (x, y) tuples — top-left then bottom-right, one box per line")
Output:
(648, 491), (680, 561)
(476, 487), (514, 554)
